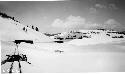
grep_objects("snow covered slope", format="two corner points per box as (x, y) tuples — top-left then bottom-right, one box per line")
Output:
(0, 16), (53, 42)
(67, 30), (125, 46)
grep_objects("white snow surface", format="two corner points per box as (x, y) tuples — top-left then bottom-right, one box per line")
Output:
(1, 16), (125, 73)
(1, 41), (125, 73)
(0, 17), (53, 42)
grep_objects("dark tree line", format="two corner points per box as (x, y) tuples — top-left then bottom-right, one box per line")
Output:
(0, 11), (40, 32)
(0, 11), (13, 19)
(0, 11), (20, 23)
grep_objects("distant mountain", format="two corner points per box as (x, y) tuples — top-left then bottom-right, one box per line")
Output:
(1, 12), (124, 45)
(47, 29), (125, 44)
(0, 12), (53, 42)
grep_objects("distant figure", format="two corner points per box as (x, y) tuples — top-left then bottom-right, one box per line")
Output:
(23, 27), (25, 31)
(35, 27), (39, 31)
(25, 28), (27, 32)
(32, 25), (34, 29)
(23, 27), (27, 32)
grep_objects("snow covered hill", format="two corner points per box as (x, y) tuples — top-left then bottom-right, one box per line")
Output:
(1, 12), (125, 73)
(68, 29), (125, 45)
(49, 29), (125, 45)
(0, 13), (53, 42)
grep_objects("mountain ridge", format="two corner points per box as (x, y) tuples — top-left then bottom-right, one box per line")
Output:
(0, 12), (125, 45)
(0, 12), (53, 42)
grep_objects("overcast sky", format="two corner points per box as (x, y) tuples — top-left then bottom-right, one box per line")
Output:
(0, 0), (125, 33)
